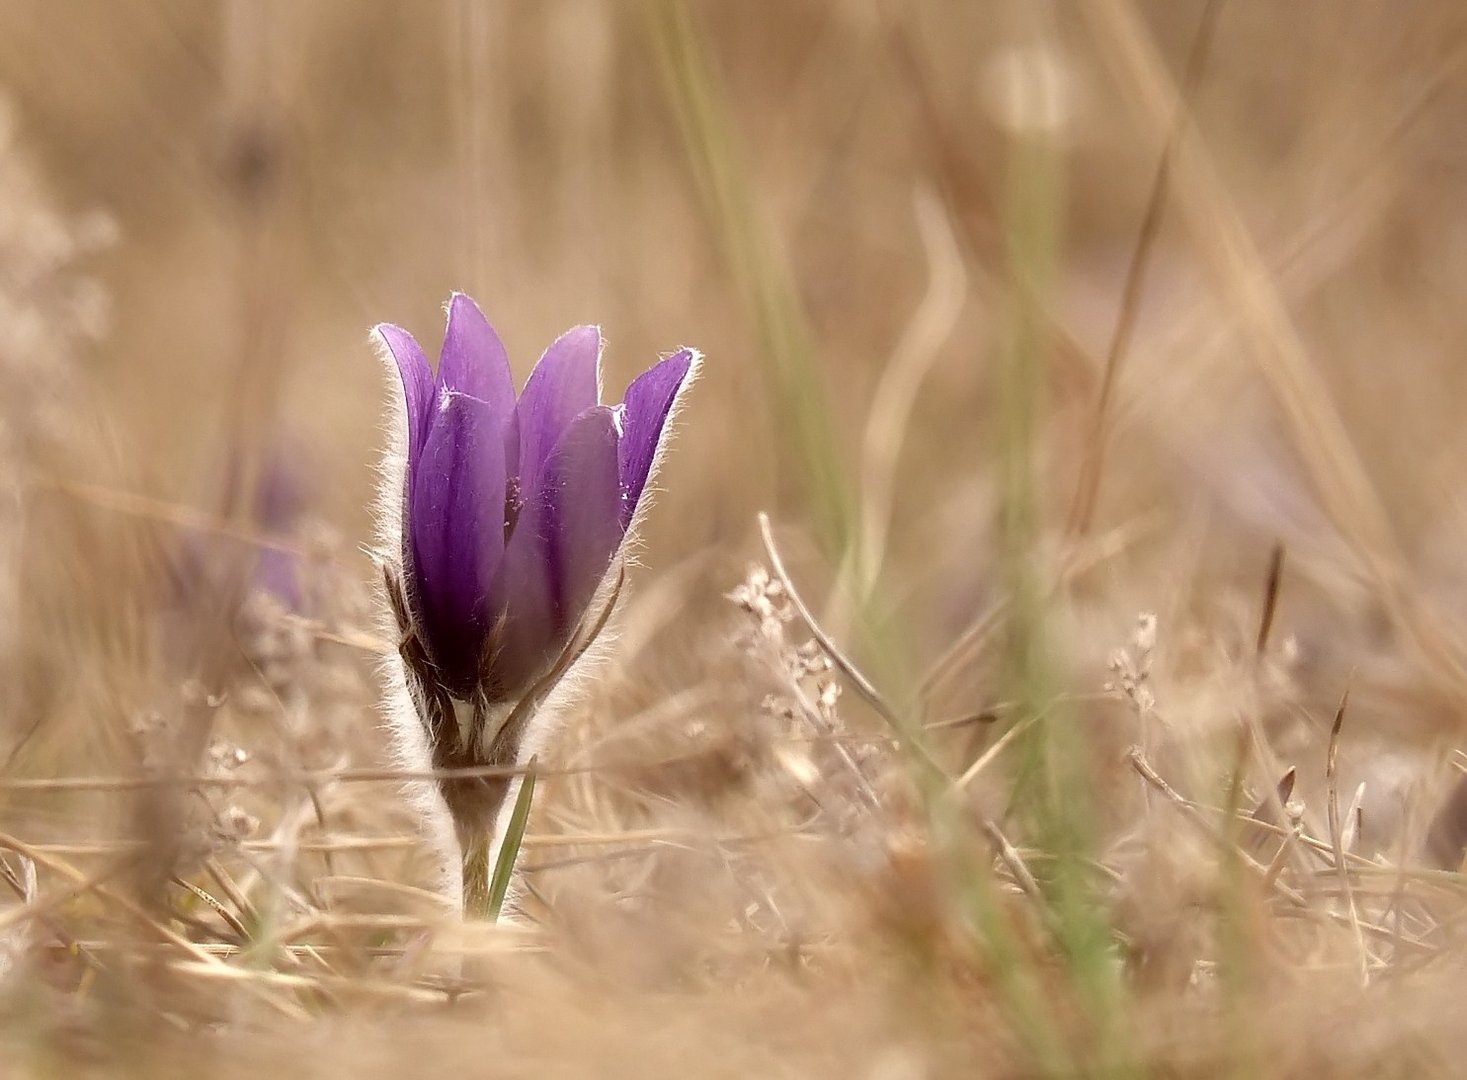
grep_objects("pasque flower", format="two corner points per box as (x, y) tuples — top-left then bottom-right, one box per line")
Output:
(372, 293), (697, 913)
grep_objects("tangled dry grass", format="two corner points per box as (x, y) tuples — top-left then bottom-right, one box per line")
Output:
(5, 2), (1467, 1076)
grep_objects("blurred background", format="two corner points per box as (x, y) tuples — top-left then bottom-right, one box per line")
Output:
(6, 1), (1467, 1073)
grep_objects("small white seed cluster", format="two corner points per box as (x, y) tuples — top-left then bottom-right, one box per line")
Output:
(126, 691), (260, 872)
(728, 563), (790, 641)
(1105, 612), (1158, 716)
(729, 565), (845, 729)
(729, 563), (877, 831)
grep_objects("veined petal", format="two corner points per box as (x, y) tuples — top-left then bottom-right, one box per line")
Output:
(488, 405), (622, 698)
(438, 294), (516, 435)
(617, 348), (696, 528)
(542, 406), (624, 624)
(374, 324), (434, 463)
(515, 325), (601, 494)
(409, 389), (508, 698)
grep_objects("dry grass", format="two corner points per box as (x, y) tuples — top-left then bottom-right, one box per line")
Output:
(5, 1), (1467, 1075)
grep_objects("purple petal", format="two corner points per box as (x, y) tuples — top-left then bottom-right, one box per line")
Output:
(409, 389), (508, 698)
(375, 324), (434, 463)
(488, 405), (622, 698)
(541, 407), (625, 624)
(437, 293), (516, 429)
(515, 325), (601, 494)
(617, 349), (695, 528)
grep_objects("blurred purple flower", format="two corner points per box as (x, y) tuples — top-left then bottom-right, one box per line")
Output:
(372, 294), (697, 910)
(168, 442), (313, 614)
(245, 448), (312, 610)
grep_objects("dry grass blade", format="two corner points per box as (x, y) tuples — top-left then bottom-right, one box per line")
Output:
(1255, 542), (1286, 659)
(955, 712), (1039, 790)
(852, 188), (966, 599)
(1126, 748), (1402, 947)
(25, 469), (322, 561)
(1127, 748), (1305, 899)
(173, 875), (252, 944)
(1262, 823), (1304, 891)
(758, 512), (899, 731)
(1341, 783), (1366, 857)
(1120, 757), (1308, 915)
(0, 853), (35, 903)
(758, 511), (946, 789)
(980, 817), (1043, 905)
(0, 836), (313, 1019)
(162, 959), (449, 1004)
(1325, 684), (1369, 983)
(1067, 0), (1227, 536)
(0, 753), (749, 795)
(1250, 767), (1297, 822)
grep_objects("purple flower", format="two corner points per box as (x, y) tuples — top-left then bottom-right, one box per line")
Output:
(378, 293), (695, 702)
(372, 294), (697, 908)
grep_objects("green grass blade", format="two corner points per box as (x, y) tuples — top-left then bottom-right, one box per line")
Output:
(486, 757), (538, 923)
(646, 0), (854, 558)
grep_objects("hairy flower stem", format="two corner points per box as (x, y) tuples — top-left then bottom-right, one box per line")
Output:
(461, 830), (492, 920)
(373, 295), (698, 917)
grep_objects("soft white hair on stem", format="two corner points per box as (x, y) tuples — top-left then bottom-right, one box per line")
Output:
(368, 325), (463, 911)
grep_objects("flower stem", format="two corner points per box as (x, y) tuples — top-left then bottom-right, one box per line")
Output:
(461, 831), (492, 920)
(460, 759), (538, 921)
